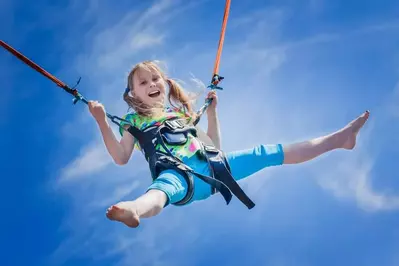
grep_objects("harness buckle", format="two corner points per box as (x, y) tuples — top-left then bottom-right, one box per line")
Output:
(203, 144), (219, 154)
(165, 119), (185, 130)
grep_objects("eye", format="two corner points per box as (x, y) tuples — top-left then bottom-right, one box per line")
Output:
(153, 76), (160, 81)
(140, 80), (147, 85)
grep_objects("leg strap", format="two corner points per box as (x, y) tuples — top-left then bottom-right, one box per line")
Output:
(151, 154), (195, 206)
(202, 145), (256, 209)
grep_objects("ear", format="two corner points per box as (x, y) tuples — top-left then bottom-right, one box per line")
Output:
(125, 87), (134, 97)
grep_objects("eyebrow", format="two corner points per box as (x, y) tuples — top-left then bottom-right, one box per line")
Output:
(137, 70), (159, 81)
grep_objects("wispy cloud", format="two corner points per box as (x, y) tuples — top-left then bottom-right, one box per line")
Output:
(59, 141), (112, 181)
(315, 80), (399, 212)
(72, 0), (176, 77)
(317, 147), (399, 212)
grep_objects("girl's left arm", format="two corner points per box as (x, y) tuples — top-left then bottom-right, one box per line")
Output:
(206, 91), (222, 149)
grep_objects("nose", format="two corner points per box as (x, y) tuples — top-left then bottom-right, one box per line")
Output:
(150, 82), (156, 88)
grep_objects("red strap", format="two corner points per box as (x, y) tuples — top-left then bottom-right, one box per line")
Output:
(0, 40), (68, 90)
(212, 0), (231, 77)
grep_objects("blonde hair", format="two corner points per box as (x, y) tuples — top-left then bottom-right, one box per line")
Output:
(123, 60), (198, 120)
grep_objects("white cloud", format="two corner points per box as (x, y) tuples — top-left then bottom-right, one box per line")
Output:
(89, 180), (141, 208)
(314, 81), (399, 212)
(59, 140), (112, 181)
(318, 150), (399, 212)
(318, 155), (387, 211)
(131, 32), (165, 50)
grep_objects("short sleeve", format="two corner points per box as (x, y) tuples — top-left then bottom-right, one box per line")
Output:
(118, 113), (136, 136)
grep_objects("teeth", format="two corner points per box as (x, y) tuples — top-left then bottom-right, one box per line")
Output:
(148, 91), (160, 97)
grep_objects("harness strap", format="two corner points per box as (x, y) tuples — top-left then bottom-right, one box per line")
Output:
(154, 154), (195, 206)
(193, 0), (231, 126)
(189, 168), (233, 205)
(127, 125), (158, 161)
(201, 144), (256, 209)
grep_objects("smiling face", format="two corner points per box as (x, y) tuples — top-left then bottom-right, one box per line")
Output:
(130, 65), (166, 107)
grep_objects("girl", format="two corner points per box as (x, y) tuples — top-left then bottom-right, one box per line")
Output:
(88, 60), (369, 228)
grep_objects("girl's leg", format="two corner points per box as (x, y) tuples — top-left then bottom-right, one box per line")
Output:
(225, 111), (369, 181)
(106, 189), (167, 228)
(106, 169), (188, 228)
(282, 111), (369, 164)
(225, 144), (285, 181)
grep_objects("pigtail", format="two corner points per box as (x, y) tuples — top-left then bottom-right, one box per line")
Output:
(167, 78), (196, 116)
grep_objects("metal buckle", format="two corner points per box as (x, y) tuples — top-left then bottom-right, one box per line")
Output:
(165, 119), (184, 130)
(203, 145), (219, 154)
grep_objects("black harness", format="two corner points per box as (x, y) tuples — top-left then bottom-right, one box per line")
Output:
(126, 117), (255, 209)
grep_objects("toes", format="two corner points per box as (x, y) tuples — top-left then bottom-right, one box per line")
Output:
(106, 208), (113, 219)
(106, 205), (121, 220)
(105, 203), (140, 228)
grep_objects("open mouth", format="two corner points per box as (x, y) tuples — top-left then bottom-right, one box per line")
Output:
(148, 90), (161, 98)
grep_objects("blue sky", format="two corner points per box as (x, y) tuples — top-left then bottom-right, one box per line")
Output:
(1, 0), (399, 265)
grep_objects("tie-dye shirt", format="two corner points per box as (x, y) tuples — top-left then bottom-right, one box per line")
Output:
(118, 106), (203, 160)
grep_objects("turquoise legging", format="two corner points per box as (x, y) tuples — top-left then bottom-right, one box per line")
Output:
(147, 144), (285, 205)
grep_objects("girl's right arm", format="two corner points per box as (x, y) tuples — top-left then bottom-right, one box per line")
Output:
(89, 101), (135, 165)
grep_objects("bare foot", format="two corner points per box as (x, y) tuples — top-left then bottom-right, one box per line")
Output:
(106, 201), (140, 228)
(340, 110), (370, 150)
